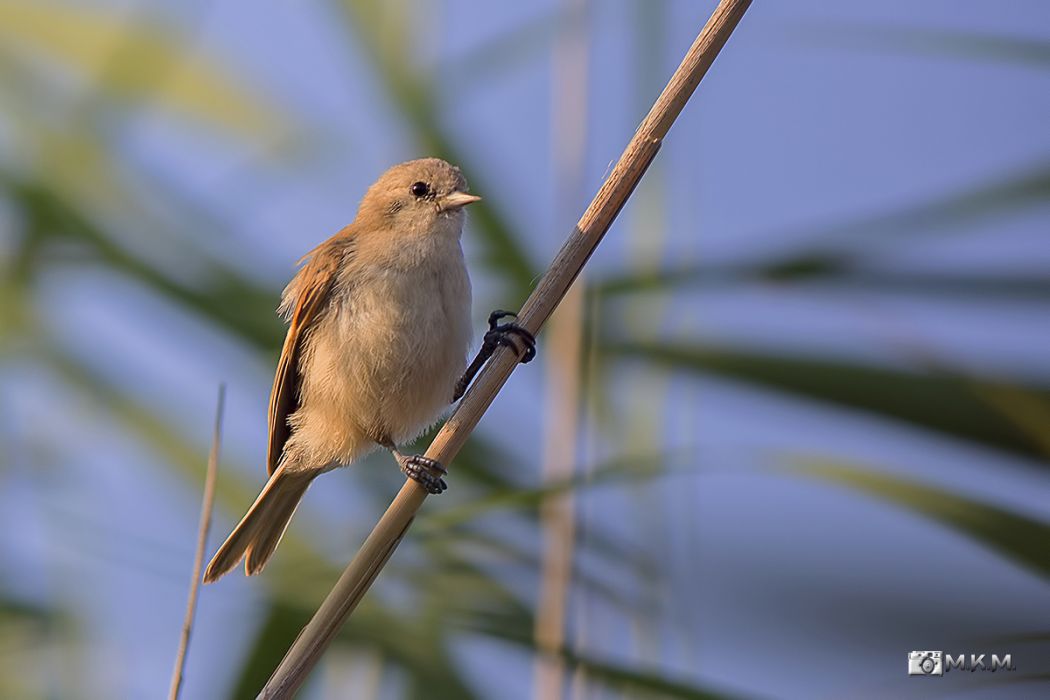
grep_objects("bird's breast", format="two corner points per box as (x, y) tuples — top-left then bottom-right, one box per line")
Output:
(340, 242), (471, 362)
(305, 238), (472, 443)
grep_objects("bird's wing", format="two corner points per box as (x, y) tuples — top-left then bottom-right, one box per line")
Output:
(266, 238), (346, 475)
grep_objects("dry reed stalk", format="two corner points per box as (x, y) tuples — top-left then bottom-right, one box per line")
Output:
(168, 384), (225, 700)
(533, 0), (590, 696)
(259, 2), (752, 696)
(534, 283), (585, 700)
(568, 289), (604, 700)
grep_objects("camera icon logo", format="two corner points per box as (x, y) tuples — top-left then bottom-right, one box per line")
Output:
(908, 651), (943, 676)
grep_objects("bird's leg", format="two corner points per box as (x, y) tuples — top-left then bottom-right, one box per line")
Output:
(453, 310), (536, 401)
(387, 445), (448, 495)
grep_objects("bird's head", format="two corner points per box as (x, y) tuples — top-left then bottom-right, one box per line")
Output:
(357, 158), (480, 238)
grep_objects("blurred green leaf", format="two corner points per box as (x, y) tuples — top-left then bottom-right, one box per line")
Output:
(420, 525), (655, 616)
(0, 2), (285, 137)
(557, 649), (750, 700)
(405, 426), (527, 492)
(420, 452), (659, 530)
(232, 599), (482, 700)
(465, 611), (750, 700)
(40, 341), (260, 511)
(592, 161), (1050, 304)
(970, 383), (1050, 459)
(0, 598), (56, 631)
(794, 23), (1050, 68)
(0, 596), (63, 700)
(229, 602), (308, 700)
(334, 605), (481, 700)
(787, 458), (1050, 580)
(652, 162), (1050, 280)
(784, 161), (1050, 254)
(610, 341), (1050, 462)
(593, 264), (1050, 300)
(7, 175), (282, 351)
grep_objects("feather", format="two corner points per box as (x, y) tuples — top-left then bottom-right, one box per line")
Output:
(266, 234), (351, 475)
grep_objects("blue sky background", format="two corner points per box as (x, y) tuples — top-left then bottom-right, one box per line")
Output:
(1, 1), (1049, 699)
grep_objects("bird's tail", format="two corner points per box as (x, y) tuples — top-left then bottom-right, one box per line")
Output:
(203, 467), (315, 583)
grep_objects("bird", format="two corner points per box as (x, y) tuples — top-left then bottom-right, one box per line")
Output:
(203, 158), (533, 583)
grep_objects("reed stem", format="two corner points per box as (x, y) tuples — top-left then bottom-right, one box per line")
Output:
(259, 2), (752, 696)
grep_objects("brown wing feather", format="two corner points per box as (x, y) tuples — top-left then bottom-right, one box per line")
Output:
(265, 238), (346, 475)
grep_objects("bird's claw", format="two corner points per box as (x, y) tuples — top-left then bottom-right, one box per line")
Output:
(400, 455), (448, 494)
(485, 310), (536, 364)
(453, 309), (537, 402)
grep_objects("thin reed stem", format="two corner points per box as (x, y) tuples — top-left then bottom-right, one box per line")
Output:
(533, 0), (590, 696)
(259, 2), (752, 696)
(168, 384), (226, 700)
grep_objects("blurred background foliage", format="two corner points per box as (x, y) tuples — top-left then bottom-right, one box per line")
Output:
(0, 1), (1047, 699)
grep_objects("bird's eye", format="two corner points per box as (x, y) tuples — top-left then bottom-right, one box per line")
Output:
(410, 181), (430, 198)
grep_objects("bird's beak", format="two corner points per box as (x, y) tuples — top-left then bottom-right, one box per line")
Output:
(440, 191), (482, 211)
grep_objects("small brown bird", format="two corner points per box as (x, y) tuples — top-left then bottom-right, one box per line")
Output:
(203, 158), (533, 583)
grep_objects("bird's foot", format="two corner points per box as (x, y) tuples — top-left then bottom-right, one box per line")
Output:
(453, 310), (537, 401)
(398, 454), (448, 495)
(485, 310), (536, 363)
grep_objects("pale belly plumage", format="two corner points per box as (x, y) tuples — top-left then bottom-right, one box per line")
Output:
(285, 239), (472, 470)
